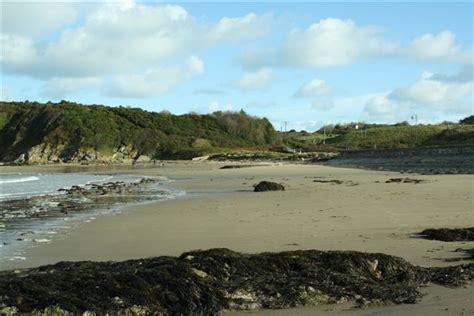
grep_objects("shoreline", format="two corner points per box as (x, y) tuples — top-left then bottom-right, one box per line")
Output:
(2, 162), (472, 269)
(1, 162), (473, 314)
(0, 172), (185, 267)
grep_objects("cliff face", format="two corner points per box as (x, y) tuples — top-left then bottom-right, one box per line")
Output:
(0, 101), (277, 164)
(12, 143), (148, 164)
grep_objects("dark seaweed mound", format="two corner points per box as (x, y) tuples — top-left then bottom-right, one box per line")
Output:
(1, 249), (473, 315)
(418, 228), (474, 242)
(254, 181), (285, 192)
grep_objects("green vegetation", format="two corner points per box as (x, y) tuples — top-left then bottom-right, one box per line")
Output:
(460, 115), (474, 125)
(0, 112), (9, 130)
(0, 101), (277, 161)
(282, 121), (474, 152)
(0, 100), (472, 163)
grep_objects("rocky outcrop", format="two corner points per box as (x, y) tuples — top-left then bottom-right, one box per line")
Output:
(14, 143), (66, 164)
(11, 143), (154, 165)
(0, 248), (473, 315)
(254, 181), (285, 192)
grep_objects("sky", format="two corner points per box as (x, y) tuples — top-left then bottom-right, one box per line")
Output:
(1, 1), (473, 131)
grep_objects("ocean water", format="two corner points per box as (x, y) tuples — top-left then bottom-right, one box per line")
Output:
(0, 173), (128, 201)
(0, 172), (184, 265)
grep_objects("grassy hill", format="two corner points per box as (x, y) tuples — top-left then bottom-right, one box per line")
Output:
(1, 100), (472, 164)
(0, 101), (277, 163)
(282, 122), (474, 152)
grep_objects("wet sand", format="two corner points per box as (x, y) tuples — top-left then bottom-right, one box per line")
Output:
(1, 162), (473, 314)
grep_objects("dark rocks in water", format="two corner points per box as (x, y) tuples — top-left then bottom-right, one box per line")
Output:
(385, 178), (425, 184)
(0, 178), (164, 233)
(254, 181), (285, 192)
(418, 228), (474, 242)
(0, 249), (473, 315)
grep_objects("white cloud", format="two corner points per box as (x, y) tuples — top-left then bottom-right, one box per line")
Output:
(109, 56), (205, 98)
(364, 68), (474, 122)
(363, 95), (401, 121)
(43, 77), (103, 99)
(210, 13), (272, 42)
(2, 3), (272, 79)
(241, 18), (472, 69)
(407, 31), (472, 63)
(390, 71), (474, 107)
(1, 2), (80, 38)
(2, 2), (272, 97)
(295, 79), (332, 97)
(283, 18), (387, 67)
(38, 4), (203, 78)
(235, 68), (274, 91)
(1, 35), (38, 72)
(208, 101), (234, 113)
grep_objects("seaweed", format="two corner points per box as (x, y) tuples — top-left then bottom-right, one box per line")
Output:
(0, 249), (472, 315)
(418, 228), (474, 242)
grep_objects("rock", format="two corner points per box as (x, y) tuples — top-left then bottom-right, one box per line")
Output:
(1, 178), (163, 226)
(254, 181), (285, 192)
(134, 155), (151, 164)
(15, 144), (65, 164)
(192, 155), (210, 161)
(0, 248), (472, 315)
(9, 142), (148, 165)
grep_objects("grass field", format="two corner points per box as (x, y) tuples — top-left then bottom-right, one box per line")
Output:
(282, 124), (474, 152)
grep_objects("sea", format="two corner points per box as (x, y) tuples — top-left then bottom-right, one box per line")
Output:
(0, 172), (184, 265)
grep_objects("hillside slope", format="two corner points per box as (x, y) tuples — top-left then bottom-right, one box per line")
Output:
(282, 123), (474, 152)
(0, 101), (277, 163)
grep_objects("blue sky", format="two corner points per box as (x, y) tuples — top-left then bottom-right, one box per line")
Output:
(2, 1), (473, 131)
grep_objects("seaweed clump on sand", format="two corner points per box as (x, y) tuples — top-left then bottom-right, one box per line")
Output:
(254, 181), (285, 192)
(385, 178), (425, 184)
(0, 249), (473, 315)
(457, 248), (474, 260)
(418, 228), (474, 242)
(220, 165), (257, 169)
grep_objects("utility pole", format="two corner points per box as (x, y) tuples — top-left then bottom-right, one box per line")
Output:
(284, 121), (289, 132)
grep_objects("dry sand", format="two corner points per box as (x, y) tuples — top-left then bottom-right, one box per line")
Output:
(1, 162), (473, 314)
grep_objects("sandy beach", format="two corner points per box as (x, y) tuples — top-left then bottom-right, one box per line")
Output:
(1, 162), (473, 314)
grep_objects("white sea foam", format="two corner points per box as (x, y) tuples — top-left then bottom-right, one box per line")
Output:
(86, 175), (114, 185)
(0, 176), (40, 184)
(33, 238), (51, 243)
